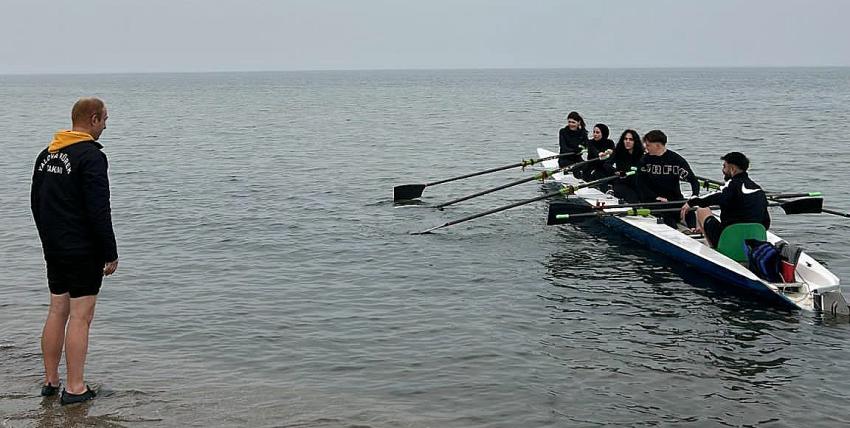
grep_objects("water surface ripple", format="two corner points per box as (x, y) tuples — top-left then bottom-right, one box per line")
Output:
(2, 68), (850, 427)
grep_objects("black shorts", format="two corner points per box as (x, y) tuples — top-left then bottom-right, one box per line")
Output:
(46, 256), (104, 298)
(703, 215), (723, 246)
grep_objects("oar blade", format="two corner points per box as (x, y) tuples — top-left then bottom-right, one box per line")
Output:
(780, 197), (823, 215)
(394, 184), (427, 201)
(547, 202), (594, 225)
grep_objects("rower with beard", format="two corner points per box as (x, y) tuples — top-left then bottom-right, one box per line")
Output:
(558, 111), (589, 175)
(679, 152), (770, 248)
(636, 130), (701, 228)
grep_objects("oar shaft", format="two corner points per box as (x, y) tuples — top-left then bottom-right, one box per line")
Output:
(441, 192), (555, 228)
(416, 173), (624, 234)
(821, 208), (850, 218)
(434, 172), (546, 209)
(697, 174), (848, 218)
(766, 192), (822, 198)
(557, 200), (811, 222)
(585, 192), (821, 212)
(697, 176), (724, 188)
(556, 204), (715, 222)
(434, 156), (605, 209)
(426, 163), (525, 186)
(426, 151), (579, 187)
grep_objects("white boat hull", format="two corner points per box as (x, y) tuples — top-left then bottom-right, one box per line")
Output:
(537, 148), (842, 312)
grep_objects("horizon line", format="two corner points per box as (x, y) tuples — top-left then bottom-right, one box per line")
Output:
(2, 64), (849, 77)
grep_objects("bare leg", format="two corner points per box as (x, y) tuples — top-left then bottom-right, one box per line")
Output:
(42, 293), (71, 386)
(65, 295), (97, 394)
(696, 208), (715, 246)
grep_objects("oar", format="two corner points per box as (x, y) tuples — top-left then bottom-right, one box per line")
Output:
(696, 175), (850, 218)
(394, 151), (581, 201)
(412, 172), (632, 234)
(548, 198), (824, 225)
(433, 155), (607, 209)
(546, 192), (826, 224)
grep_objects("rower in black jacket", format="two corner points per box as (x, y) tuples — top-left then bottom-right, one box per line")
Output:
(582, 123), (616, 181)
(680, 152), (770, 247)
(602, 129), (644, 202)
(636, 130), (700, 227)
(558, 111), (588, 170)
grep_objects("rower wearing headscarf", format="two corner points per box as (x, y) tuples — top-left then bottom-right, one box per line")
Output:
(581, 123), (616, 181)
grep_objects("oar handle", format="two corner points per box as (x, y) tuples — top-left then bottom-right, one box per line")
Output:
(425, 151), (581, 186)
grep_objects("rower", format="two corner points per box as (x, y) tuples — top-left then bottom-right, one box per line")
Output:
(558, 111), (588, 170)
(636, 130), (701, 227)
(581, 123), (616, 181)
(679, 152), (770, 248)
(601, 129), (644, 203)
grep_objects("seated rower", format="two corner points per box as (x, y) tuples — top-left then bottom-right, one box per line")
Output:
(558, 111), (588, 173)
(680, 152), (770, 247)
(602, 129), (644, 202)
(636, 130), (700, 227)
(581, 123), (616, 181)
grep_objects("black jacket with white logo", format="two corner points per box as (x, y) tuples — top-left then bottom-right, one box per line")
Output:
(688, 172), (770, 230)
(31, 137), (118, 262)
(636, 149), (700, 201)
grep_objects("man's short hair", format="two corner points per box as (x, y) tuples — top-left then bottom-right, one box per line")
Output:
(643, 130), (667, 145)
(721, 152), (750, 171)
(71, 98), (105, 125)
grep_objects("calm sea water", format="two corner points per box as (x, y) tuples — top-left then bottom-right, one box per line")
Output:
(2, 68), (850, 427)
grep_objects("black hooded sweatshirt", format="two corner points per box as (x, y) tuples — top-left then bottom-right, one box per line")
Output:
(687, 172), (771, 230)
(558, 127), (588, 167)
(636, 149), (700, 202)
(31, 131), (118, 263)
(583, 137), (616, 180)
(602, 146), (643, 186)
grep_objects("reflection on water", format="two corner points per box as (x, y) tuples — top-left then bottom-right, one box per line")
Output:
(538, 220), (814, 414)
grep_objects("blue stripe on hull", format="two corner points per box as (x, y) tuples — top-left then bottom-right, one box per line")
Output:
(600, 216), (799, 310)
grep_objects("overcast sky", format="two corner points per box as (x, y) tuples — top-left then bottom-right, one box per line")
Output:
(2, 0), (849, 74)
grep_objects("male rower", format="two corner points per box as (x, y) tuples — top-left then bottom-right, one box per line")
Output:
(679, 152), (770, 247)
(636, 130), (700, 227)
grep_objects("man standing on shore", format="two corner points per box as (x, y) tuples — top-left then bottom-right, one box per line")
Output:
(31, 97), (118, 405)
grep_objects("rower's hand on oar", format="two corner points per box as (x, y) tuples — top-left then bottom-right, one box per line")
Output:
(680, 202), (692, 223)
(656, 197), (668, 203)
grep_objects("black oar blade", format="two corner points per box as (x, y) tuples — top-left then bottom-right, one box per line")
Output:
(547, 202), (594, 225)
(780, 197), (823, 215)
(394, 184), (427, 201)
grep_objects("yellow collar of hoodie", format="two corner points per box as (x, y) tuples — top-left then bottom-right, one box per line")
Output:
(48, 130), (94, 153)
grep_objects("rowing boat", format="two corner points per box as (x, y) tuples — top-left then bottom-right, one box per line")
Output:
(536, 147), (847, 313)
